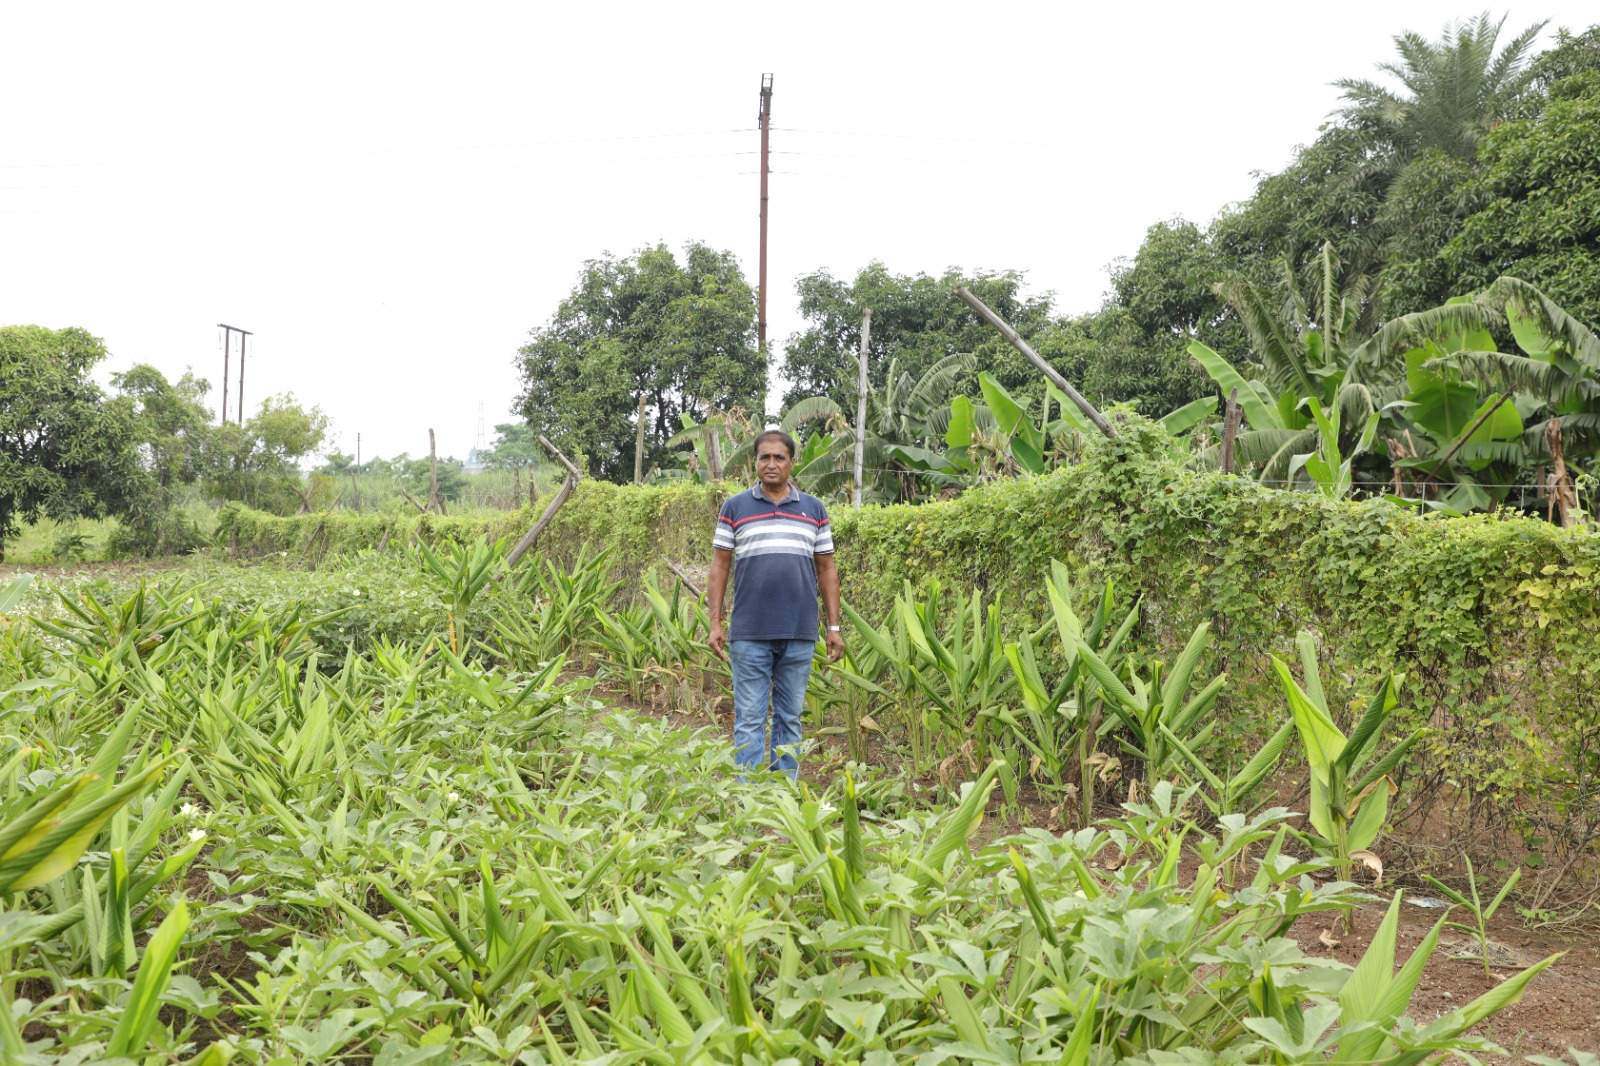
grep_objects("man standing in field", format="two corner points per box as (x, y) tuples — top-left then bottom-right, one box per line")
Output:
(707, 429), (844, 779)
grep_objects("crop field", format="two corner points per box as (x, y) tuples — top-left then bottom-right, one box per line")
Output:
(0, 543), (1595, 1065)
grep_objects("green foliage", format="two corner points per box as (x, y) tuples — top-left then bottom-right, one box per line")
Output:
(1437, 64), (1600, 329)
(0, 325), (148, 554)
(199, 393), (331, 514)
(1423, 854), (1523, 979)
(787, 352), (974, 502)
(781, 261), (1056, 411)
(515, 241), (763, 482)
(1332, 12), (1549, 163)
(1, 521), (1570, 1061)
(215, 425), (1600, 862)
(1078, 619), (1227, 786)
(473, 421), (541, 470)
(1110, 217), (1249, 360)
(1276, 632), (1421, 884)
(414, 535), (507, 654)
(823, 419), (1600, 855)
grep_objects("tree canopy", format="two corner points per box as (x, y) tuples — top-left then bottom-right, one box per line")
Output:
(515, 242), (763, 483)
(780, 264), (1055, 411)
(0, 325), (146, 554)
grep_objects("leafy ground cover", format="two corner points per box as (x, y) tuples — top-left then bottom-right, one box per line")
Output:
(1, 552), (1596, 1064)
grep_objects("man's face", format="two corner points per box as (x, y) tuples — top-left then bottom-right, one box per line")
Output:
(756, 443), (794, 490)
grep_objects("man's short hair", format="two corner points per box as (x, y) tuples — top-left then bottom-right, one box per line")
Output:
(754, 429), (798, 460)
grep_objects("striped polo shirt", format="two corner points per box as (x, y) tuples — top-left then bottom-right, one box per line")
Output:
(712, 482), (835, 641)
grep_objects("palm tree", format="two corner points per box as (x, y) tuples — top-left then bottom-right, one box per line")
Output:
(1333, 12), (1548, 162)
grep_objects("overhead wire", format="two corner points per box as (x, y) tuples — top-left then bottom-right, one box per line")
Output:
(0, 128), (760, 171)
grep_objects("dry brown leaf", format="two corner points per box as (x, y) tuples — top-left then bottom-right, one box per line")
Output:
(1126, 778), (1144, 804)
(857, 715), (882, 733)
(1350, 849), (1384, 886)
(1319, 928), (1342, 949)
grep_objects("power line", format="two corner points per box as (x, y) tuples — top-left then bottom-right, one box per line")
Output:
(772, 126), (1077, 149)
(0, 150), (763, 192)
(0, 129), (760, 171)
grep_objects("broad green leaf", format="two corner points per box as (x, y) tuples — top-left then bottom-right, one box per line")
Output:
(1159, 395), (1218, 436)
(1188, 341), (1284, 430)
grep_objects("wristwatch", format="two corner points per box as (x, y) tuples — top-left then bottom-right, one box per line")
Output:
(826, 625), (842, 632)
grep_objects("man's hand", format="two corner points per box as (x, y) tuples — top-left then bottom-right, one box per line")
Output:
(824, 628), (845, 663)
(708, 621), (727, 659)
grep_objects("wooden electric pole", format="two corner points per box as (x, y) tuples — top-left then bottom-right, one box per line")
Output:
(217, 323), (251, 425)
(757, 74), (773, 358)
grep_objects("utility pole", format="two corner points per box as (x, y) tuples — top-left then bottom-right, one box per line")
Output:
(217, 324), (252, 425)
(853, 309), (872, 508)
(220, 329), (230, 425)
(757, 73), (773, 360)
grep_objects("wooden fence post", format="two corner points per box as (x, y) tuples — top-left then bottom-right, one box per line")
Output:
(1220, 387), (1241, 474)
(634, 394), (648, 485)
(854, 307), (872, 507)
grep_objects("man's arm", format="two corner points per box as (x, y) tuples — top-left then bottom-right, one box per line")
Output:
(815, 552), (844, 662)
(706, 547), (733, 658)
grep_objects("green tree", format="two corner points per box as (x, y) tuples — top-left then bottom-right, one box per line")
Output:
(476, 423), (541, 471)
(1031, 310), (1208, 416)
(107, 365), (215, 555)
(780, 263), (1054, 411)
(110, 365), (213, 492)
(1109, 219), (1243, 351)
(515, 242), (762, 483)
(0, 325), (146, 557)
(1438, 69), (1600, 327)
(199, 394), (330, 513)
(1332, 11), (1548, 163)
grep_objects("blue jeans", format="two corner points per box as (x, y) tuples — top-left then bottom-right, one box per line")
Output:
(728, 639), (816, 779)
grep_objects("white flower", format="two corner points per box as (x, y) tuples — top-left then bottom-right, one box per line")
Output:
(180, 802), (198, 819)
(446, 792), (460, 804)
(187, 828), (207, 843)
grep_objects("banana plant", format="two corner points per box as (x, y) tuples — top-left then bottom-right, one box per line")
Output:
(1275, 631), (1422, 889)
(1288, 396), (1385, 497)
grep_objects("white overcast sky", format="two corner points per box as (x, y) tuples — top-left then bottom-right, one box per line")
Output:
(2, 2), (1590, 462)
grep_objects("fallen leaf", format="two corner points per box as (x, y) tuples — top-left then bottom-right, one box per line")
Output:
(1319, 929), (1342, 949)
(1350, 849), (1384, 886)
(857, 715), (882, 733)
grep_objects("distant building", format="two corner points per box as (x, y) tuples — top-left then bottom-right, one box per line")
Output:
(463, 447), (486, 473)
